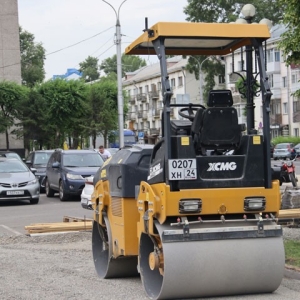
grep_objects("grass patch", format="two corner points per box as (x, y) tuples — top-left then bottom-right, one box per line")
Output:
(284, 240), (300, 268)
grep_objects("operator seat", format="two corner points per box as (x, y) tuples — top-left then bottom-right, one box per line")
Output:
(195, 90), (241, 155)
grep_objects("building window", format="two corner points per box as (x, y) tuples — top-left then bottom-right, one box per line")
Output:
(145, 85), (149, 93)
(274, 49), (280, 62)
(237, 60), (244, 71)
(292, 74), (297, 84)
(294, 128), (299, 137)
(178, 76), (183, 87)
(171, 78), (176, 88)
(283, 102), (287, 114)
(275, 102), (281, 114)
(267, 49), (274, 63)
(218, 75), (225, 84)
(139, 87), (143, 94)
(157, 82), (161, 91)
(269, 74), (274, 88)
(282, 76), (287, 87)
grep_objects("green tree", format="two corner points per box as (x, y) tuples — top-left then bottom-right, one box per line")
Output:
(37, 78), (89, 148)
(14, 89), (55, 151)
(85, 79), (118, 148)
(183, 1), (282, 104)
(184, 0), (282, 24)
(100, 54), (146, 76)
(0, 81), (28, 149)
(19, 27), (46, 87)
(79, 56), (100, 82)
(278, 0), (300, 67)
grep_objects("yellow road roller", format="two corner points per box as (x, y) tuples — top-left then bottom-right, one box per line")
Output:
(91, 21), (285, 299)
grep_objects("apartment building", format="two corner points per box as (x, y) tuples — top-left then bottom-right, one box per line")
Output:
(224, 24), (300, 139)
(0, 0), (23, 154)
(123, 56), (225, 143)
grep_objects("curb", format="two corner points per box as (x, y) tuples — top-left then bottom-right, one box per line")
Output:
(285, 265), (300, 280)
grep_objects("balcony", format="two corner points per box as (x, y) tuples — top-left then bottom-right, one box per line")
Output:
(150, 128), (160, 135)
(153, 109), (161, 118)
(149, 91), (159, 99)
(270, 114), (282, 125)
(130, 96), (136, 104)
(130, 112), (136, 120)
(137, 93), (147, 102)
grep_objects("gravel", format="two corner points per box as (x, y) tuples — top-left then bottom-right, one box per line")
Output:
(0, 227), (299, 300)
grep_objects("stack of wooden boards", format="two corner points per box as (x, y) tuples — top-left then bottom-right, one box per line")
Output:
(25, 216), (93, 234)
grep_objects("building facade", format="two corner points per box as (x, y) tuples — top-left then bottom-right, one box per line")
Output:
(224, 24), (300, 139)
(0, 0), (23, 154)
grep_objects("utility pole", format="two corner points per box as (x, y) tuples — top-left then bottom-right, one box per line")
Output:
(102, 0), (127, 148)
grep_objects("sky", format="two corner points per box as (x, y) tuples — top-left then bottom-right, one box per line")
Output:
(18, 0), (188, 79)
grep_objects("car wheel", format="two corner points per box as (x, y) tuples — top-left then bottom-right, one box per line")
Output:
(45, 178), (55, 197)
(30, 198), (39, 204)
(59, 181), (69, 201)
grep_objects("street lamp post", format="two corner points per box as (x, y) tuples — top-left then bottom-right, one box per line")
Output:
(102, 0), (127, 148)
(239, 4), (272, 133)
(190, 56), (214, 106)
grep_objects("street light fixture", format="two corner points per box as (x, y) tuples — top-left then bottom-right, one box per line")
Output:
(102, 0), (127, 148)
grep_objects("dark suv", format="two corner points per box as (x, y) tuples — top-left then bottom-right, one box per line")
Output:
(25, 150), (54, 192)
(45, 149), (104, 201)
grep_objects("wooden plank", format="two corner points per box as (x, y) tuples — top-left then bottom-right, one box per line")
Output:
(63, 215), (93, 222)
(278, 209), (300, 219)
(25, 221), (93, 234)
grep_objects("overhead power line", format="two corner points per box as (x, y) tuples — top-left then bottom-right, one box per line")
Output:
(46, 26), (114, 56)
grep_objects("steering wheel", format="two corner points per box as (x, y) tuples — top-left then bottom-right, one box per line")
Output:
(178, 105), (206, 121)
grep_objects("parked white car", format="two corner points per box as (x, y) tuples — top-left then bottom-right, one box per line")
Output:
(80, 176), (94, 210)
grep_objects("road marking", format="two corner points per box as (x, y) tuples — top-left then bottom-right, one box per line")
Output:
(0, 225), (22, 236)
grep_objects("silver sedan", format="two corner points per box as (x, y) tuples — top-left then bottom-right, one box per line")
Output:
(0, 158), (40, 204)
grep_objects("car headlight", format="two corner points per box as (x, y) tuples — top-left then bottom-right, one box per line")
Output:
(27, 178), (38, 185)
(66, 173), (83, 180)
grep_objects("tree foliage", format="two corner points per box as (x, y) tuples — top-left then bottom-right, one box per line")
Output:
(183, 0), (281, 103)
(19, 27), (46, 87)
(37, 79), (89, 148)
(85, 80), (118, 148)
(100, 54), (146, 76)
(0, 81), (28, 149)
(184, 0), (282, 24)
(79, 56), (100, 82)
(15, 89), (54, 151)
(278, 0), (300, 67)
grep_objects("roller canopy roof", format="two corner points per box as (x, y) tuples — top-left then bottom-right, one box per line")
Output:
(125, 22), (270, 56)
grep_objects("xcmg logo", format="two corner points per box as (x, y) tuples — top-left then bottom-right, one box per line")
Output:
(207, 162), (237, 171)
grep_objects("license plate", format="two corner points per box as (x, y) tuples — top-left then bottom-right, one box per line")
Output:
(7, 190), (24, 195)
(168, 159), (197, 180)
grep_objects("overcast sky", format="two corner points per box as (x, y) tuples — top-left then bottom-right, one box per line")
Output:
(18, 0), (188, 79)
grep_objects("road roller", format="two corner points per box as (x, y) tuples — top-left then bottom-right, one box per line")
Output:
(91, 21), (285, 299)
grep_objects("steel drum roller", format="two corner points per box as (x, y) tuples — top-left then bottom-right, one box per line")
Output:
(139, 222), (285, 300)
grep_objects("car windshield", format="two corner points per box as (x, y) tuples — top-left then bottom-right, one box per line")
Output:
(63, 153), (104, 167)
(34, 152), (53, 165)
(0, 160), (29, 173)
(275, 144), (289, 149)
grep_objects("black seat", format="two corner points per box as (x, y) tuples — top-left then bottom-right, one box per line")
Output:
(195, 90), (241, 154)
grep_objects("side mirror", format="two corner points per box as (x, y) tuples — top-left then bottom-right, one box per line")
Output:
(52, 162), (60, 168)
(31, 167), (37, 174)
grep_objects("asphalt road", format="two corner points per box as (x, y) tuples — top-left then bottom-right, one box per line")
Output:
(0, 193), (93, 235)
(0, 193), (300, 299)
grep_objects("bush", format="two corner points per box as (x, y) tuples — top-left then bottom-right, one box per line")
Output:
(271, 136), (300, 146)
